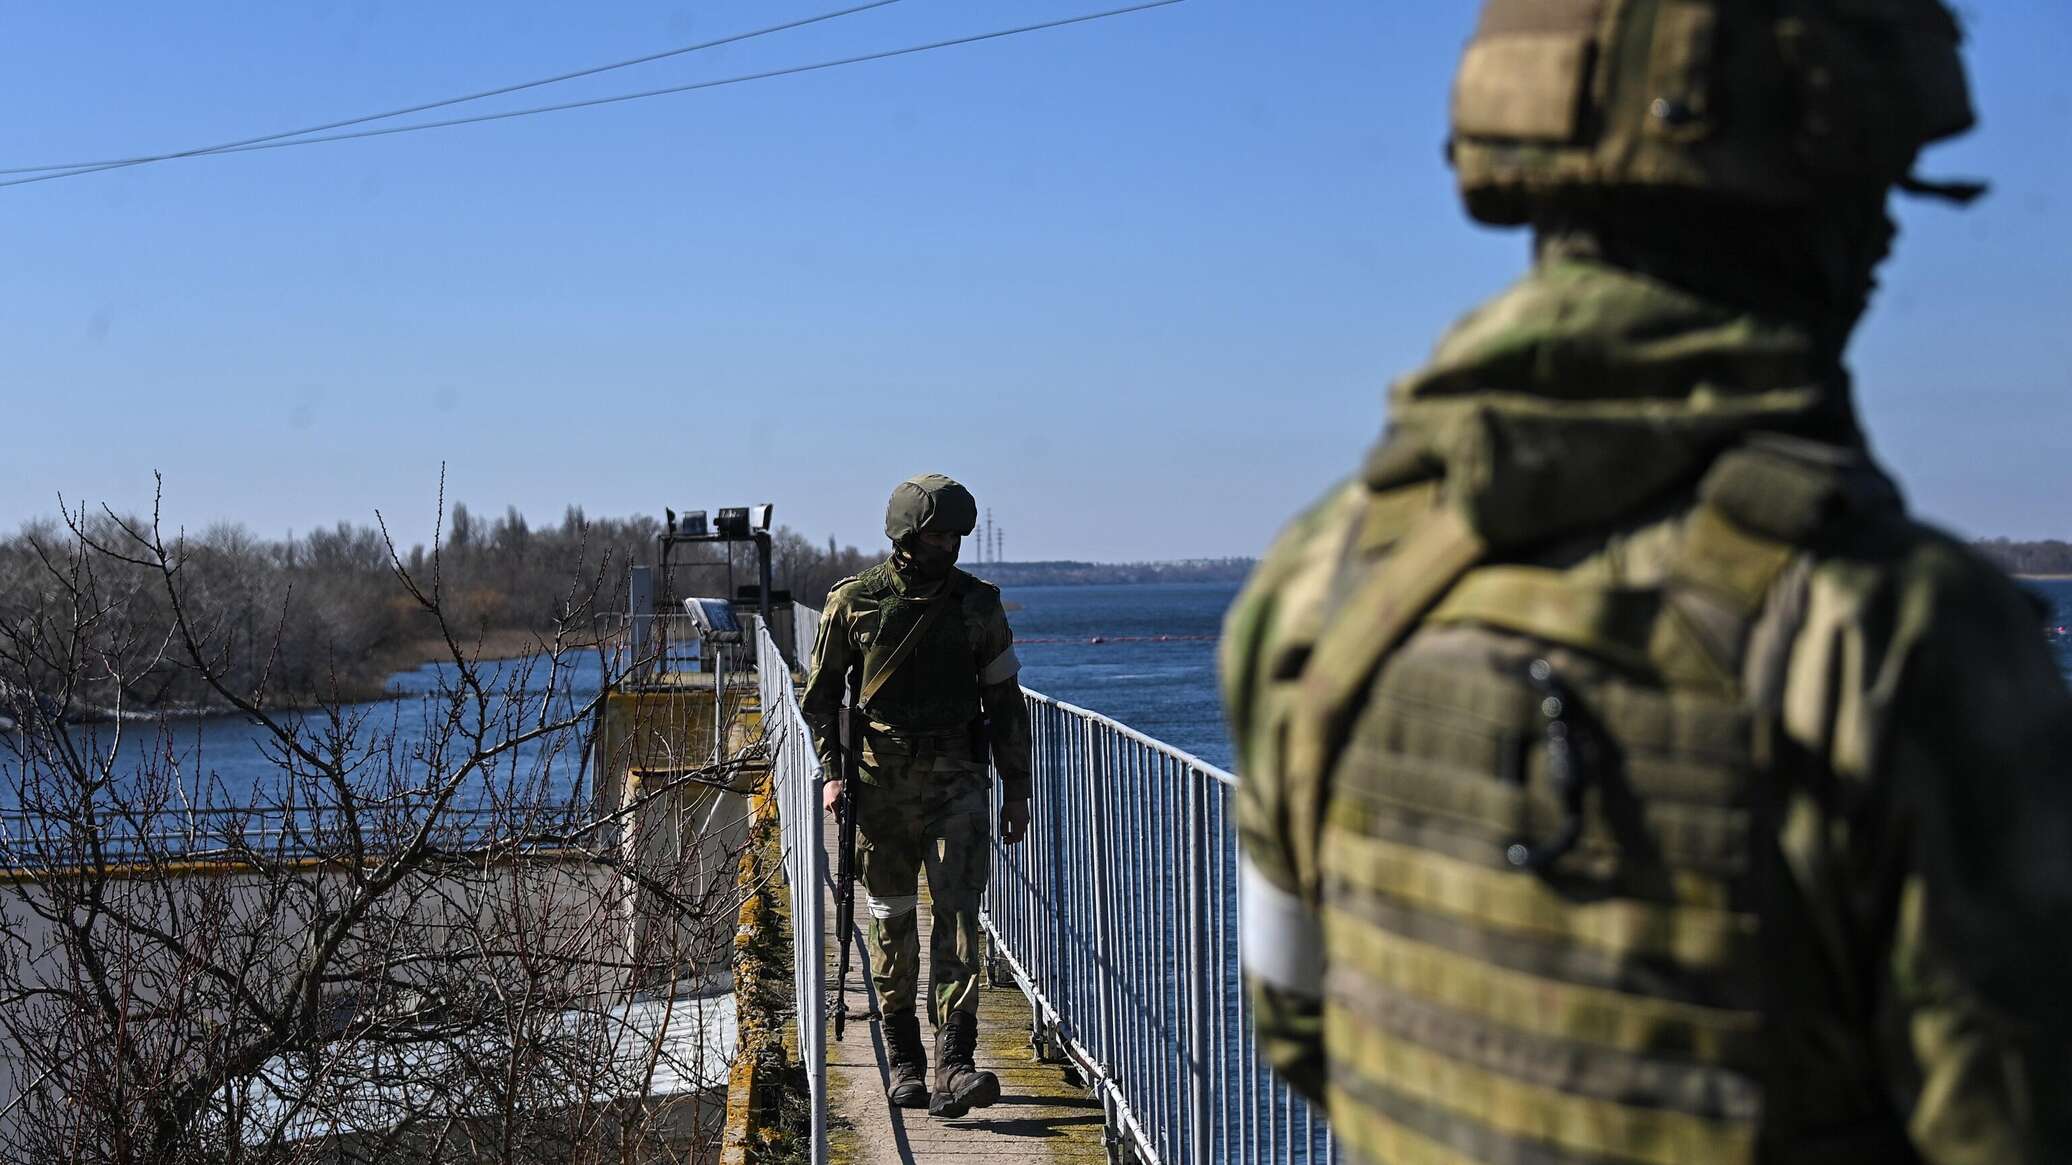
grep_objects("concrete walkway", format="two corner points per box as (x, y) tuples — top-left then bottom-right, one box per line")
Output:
(822, 822), (1106, 1164)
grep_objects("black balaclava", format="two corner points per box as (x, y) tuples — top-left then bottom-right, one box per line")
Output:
(892, 536), (959, 583)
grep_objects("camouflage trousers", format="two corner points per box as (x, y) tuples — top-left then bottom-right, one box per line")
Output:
(854, 725), (992, 1024)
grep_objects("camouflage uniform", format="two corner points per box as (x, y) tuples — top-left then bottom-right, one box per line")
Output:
(801, 474), (1030, 1116)
(803, 562), (1030, 1022)
(1223, 4), (2072, 1163)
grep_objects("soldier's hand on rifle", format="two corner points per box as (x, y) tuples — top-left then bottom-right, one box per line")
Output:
(822, 778), (846, 814)
(1000, 798), (1030, 846)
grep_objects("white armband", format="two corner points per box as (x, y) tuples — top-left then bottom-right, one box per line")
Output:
(978, 646), (1021, 686)
(1240, 856), (1324, 996)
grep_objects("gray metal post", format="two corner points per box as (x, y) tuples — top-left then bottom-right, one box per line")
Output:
(1186, 764), (1213, 1164)
(713, 645), (726, 766)
(1085, 713), (1118, 1094)
(753, 531), (774, 653)
(629, 565), (654, 682)
(1083, 717), (1119, 1146)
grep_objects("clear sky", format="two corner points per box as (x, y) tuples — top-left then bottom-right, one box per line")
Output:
(4, 1), (2067, 562)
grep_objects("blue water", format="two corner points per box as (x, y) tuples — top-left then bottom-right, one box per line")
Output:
(4, 652), (600, 817)
(2033, 579), (2072, 677)
(1001, 582), (1239, 771)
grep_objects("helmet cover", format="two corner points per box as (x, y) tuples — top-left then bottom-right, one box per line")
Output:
(1448, 0), (1978, 224)
(884, 474), (978, 542)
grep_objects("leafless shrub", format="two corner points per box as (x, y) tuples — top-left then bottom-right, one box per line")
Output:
(0, 496), (866, 718)
(0, 483), (757, 1164)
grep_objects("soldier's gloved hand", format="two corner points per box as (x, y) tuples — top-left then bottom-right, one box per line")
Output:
(821, 779), (845, 815)
(1000, 798), (1030, 846)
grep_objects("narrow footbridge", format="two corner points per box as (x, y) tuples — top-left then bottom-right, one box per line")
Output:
(756, 621), (1333, 1164)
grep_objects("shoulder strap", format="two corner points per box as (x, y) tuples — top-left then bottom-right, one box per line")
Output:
(1698, 434), (1900, 542)
(1399, 439), (1891, 692)
(1285, 504), (1487, 830)
(852, 564), (895, 597)
(859, 574), (963, 707)
(1665, 437), (1896, 688)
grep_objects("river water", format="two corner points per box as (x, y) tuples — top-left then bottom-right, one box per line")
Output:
(1001, 581), (1238, 771)
(14, 578), (2072, 809)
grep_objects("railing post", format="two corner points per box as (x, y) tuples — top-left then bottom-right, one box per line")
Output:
(753, 624), (828, 1165)
(961, 686), (1332, 1165)
(1082, 715), (1118, 1145)
(1186, 764), (1212, 1164)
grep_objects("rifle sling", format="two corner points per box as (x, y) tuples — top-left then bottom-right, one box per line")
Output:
(858, 576), (960, 709)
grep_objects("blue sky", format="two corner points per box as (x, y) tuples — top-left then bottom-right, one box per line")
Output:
(3, 1), (2067, 562)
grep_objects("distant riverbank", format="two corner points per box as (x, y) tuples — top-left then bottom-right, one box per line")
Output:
(966, 559), (1255, 588)
(398, 628), (583, 667)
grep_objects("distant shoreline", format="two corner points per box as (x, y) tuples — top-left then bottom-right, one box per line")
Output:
(396, 629), (572, 667)
(966, 559), (1255, 588)
(2016, 573), (2072, 581)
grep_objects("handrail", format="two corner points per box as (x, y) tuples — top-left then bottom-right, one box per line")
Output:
(983, 690), (1334, 1165)
(752, 623), (830, 1165)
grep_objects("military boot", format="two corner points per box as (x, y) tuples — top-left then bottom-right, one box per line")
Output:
(928, 1010), (1000, 1118)
(883, 1010), (929, 1108)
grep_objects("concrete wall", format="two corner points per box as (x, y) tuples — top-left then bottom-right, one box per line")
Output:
(0, 778), (748, 1154)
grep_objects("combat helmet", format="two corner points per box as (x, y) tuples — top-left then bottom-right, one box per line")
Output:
(1448, 0), (1980, 225)
(884, 474), (978, 543)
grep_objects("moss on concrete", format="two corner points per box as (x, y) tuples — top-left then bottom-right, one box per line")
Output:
(720, 769), (808, 1165)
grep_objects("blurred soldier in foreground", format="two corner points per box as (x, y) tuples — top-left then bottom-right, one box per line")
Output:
(1224, 3), (2072, 1161)
(804, 473), (1032, 1118)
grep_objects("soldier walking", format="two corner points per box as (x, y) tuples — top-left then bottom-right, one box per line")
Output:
(803, 473), (1032, 1118)
(1225, 3), (2072, 1162)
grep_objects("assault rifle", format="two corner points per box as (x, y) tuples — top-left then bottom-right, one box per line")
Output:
(832, 672), (862, 1040)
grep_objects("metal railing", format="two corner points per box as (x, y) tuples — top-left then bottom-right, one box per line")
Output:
(753, 623), (829, 1165)
(983, 691), (1335, 1165)
(749, 618), (1326, 1165)
(788, 602), (821, 672)
(0, 803), (585, 866)
(616, 612), (753, 685)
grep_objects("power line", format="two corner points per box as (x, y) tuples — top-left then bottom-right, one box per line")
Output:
(0, 0), (905, 183)
(0, 0), (1190, 192)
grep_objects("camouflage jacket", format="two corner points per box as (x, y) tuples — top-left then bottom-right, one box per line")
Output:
(1223, 258), (2072, 1163)
(803, 563), (1031, 800)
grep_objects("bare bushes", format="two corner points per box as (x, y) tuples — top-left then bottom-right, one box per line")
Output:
(0, 498), (866, 717)
(765, 530), (873, 611)
(0, 490), (754, 1164)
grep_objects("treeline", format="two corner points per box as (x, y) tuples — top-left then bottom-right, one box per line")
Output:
(1974, 539), (2072, 577)
(964, 558), (1257, 587)
(0, 504), (875, 715)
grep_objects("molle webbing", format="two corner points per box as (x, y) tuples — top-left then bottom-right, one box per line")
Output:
(862, 583), (955, 707)
(1310, 440), (1902, 1165)
(854, 567), (980, 733)
(1283, 502), (1486, 897)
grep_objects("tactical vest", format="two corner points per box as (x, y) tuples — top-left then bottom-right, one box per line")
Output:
(1285, 438), (1914, 1164)
(853, 565), (982, 734)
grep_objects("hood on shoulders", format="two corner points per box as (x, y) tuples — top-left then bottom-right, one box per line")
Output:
(1364, 258), (1871, 551)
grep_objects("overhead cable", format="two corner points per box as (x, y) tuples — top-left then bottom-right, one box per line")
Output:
(0, 0), (907, 182)
(0, 0), (1188, 192)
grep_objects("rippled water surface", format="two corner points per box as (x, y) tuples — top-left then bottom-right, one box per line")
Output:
(1001, 581), (1239, 771)
(2028, 579), (2072, 677)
